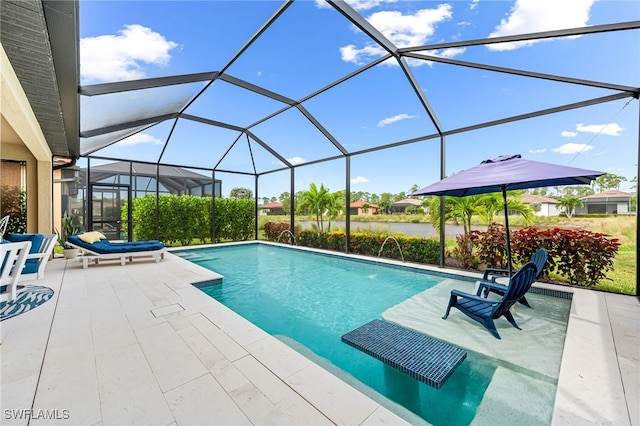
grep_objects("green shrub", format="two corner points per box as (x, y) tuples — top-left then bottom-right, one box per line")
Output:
(350, 232), (380, 256)
(295, 230), (439, 264)
(451, 233), (480, 269)
(263, 222), (291, 241)
(401, 236), (440, 264)
(215, 198), (255, 241)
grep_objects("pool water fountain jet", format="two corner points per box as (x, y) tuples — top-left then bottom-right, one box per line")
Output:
(378, 235), (404, 262)
(276, 229), (297, 245)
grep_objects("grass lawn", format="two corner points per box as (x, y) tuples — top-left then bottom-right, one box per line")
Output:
(597, 245), (636, 294)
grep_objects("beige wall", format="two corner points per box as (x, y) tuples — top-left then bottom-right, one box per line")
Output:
(1, 45), (53, 233)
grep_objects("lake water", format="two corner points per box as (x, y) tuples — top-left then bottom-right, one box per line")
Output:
(296, 221), (484, 237)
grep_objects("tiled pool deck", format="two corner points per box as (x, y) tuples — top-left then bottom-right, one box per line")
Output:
(1, 246), (638, 425)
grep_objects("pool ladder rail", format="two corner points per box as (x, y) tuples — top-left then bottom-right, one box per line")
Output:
(378, 235), (405, 262)
(276, 229), (297, 245)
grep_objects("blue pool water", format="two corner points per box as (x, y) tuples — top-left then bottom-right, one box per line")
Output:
(174, 244), (513, 424)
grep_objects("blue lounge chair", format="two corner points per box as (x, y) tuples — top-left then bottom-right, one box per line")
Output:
(478, 248), (548, 308)
(5, 233), (57, 280)
(67, 232), (166, 269)
(442, 262), (538, 339)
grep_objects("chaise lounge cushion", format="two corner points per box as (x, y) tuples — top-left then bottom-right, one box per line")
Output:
(68, 234), (164, 254)
(6, 233), (44, 274)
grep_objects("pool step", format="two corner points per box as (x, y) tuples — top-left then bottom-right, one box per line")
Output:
(191, 277), (223, 288)
(341, 319), (466, 389)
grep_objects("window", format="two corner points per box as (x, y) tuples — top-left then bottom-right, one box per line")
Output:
(0, 160), (27, 233)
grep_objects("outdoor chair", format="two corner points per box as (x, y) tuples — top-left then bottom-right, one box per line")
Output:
(1, 241), (31, 301)
(67, 232), (166, 269)
(478, 248), (548, 308)
(0, 215), (9, 241)
(5, 233), (57, 281)
(442, 262), (538, 339)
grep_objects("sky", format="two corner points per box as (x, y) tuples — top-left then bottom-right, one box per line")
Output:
(78, 0), (640, 198)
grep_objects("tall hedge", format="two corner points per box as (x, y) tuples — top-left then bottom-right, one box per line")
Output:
(213, 198), (255, 242)
(127, 195), (255, 245)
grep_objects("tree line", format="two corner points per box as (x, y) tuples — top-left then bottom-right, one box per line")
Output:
(226, 172), (635, 232)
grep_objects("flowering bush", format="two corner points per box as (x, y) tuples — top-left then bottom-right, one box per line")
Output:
(263, 222), (293, 241)
(516, 227), (619, 287)
(458, 223), (620, 287)
(276, 224), (439, 264)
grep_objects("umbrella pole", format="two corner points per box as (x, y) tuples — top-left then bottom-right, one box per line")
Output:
(502, 186), (513, 277)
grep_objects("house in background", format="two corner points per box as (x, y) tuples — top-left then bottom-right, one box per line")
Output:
(576, 190), (634, 214)
(349, 201), (379, 216)
(390, 198), (426, 214)
(520, 194), (559, 217)
(258, 201), (284, 215)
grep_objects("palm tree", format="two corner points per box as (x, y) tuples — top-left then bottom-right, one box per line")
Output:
(298, 183), (331, 232)
(557, 196), (583, 218)
(428, 192), (534, 235)
(449, 196), (480, 235)
(476, 192), (534, 225)
(428, 195), (480, 235)
(325, 192), (344, 232)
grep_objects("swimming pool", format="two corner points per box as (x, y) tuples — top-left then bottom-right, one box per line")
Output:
(175, 243), (570, 425)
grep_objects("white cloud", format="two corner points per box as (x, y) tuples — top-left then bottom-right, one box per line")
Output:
(340, 44), (385, 64)
(438, 47), (466, 58)
(81, 24), (179, 83)
(377, 113), (415, 127)
(117, 133), (162, 146)
(287, 156), (306, 165)
(487, 0), (594, 51)
(561, 130), (578, 137)
(552, 143), (594, 154)
(470, 0), (480, 11)
(340, 5), (454, 65)
(315, 0), (397, 11)
(368, 7), (453, 46)
(272, 156), (306, 166)
(528, 148), (547, 154)
(576, 123), (624, 136)
(351, 176), (370, 184)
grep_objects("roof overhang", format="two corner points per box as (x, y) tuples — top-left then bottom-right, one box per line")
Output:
(1, 0), (79, 159)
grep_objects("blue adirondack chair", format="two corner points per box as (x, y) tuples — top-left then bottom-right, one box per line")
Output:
(442, 262), (538, 339)
(478, 248), (548, 308)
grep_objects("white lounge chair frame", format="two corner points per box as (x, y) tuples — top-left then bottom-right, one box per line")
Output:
(1, 241), (31, 301)
(66, 240), (166, 269)
(22, 234), (57, 281)
(0, 215), (9, 242)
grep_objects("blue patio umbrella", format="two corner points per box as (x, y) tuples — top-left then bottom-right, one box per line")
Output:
(411, 154), (604, 276)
